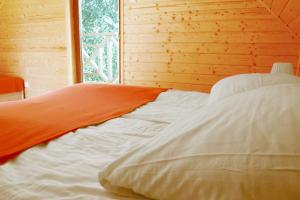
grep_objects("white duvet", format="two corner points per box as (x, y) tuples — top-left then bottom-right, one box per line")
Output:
(0, 90), (208, 200)
(100, 84), (300, 200)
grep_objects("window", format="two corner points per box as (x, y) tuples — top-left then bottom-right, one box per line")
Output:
(77, 0), (120, 83)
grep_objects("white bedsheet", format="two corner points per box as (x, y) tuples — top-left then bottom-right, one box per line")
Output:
(99, 84), (300, 200)
(0, 90), (208, 200)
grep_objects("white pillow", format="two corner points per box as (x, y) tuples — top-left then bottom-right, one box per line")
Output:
(208, 73), (300, 104)
(99, 84), (300, 200)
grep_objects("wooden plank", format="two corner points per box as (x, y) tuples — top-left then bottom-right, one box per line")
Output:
(123, 0), (300, 91)
(0, 38), (66, 52)
(124, 62), (214, 74)
(254, 43), (300, 56)
(124, 19), (285, 34)
(125, 80), (212, 93)
(125, 32), (298, 44)
(289, 15), (300, 37)
(255, 55), (298, 66)
(271, 0), (289, 15)
(0, 0), (68, 97)
(124, 71), (223, 85)
(124, 7), (272, 25)
(125, 1), (262, 15)
(257, 0), (300, 40)
(125, 43), (254, 55)
(262, 0), (273, 7)
(280, 0), (300, 24)
(0, 21), (66, 39)
(125, 52), (297, 67)
(125, 52), (253, 65)
(125, 43), (300, 56)
(125, 62), (253, 76)
(126, 0), (252, 6)
(0, 52), (67, 75)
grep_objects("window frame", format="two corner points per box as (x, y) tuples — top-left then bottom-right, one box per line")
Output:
(72, 0), (123, 83)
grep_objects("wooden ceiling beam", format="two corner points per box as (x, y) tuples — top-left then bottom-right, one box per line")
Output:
(257, 0), (300, 41)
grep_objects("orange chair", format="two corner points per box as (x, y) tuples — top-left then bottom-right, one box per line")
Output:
(0, 76), (25, 102)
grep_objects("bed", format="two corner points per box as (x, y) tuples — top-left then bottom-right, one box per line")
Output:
(0, 89), (208, 200)
(1, 73), (300, 200)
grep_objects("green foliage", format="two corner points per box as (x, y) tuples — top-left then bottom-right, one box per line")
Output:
(81, 0), (118, 33)
(80, 0), (119, 83)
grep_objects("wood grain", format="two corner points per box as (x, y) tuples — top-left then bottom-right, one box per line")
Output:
(123, 0), (300, 92)
(1, 0), (300, 95)
(0, 0), (68, 97)
(261, 0), (300, 38)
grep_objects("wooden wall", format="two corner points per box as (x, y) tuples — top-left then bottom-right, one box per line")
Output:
(123, 0), (300, 92)
(0, 0), (69, 97)
(1, 0), (300, 96)
(261, 0), (300, 80)
(261, 0), (300, 38)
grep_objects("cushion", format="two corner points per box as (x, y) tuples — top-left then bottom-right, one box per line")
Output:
(0, 76), (24, 94)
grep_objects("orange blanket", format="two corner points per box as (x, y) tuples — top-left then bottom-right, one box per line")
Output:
(0, 76), (24, 94)
(0, 84), (167, 164)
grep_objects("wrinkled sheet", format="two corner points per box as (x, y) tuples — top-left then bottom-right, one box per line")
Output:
(0, 90), (208, 200)
(99, 84), (300, 200)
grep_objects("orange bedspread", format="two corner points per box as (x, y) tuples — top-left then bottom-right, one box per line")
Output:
(0, 76), (24, 94)
(0, 84), (167, 164)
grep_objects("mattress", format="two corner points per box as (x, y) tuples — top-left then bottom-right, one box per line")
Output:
(0, 89), (208, 200)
